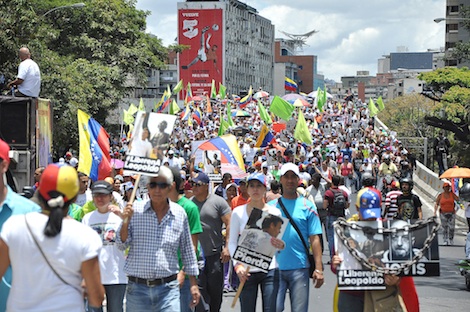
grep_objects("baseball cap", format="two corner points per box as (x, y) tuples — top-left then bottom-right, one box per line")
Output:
(122, 181), (134, 192)
(0, 139), (10, 165)
(38, 163), (79, 207)
(91, 181), (113, 195)
(247, 173), (267, 187)
(192, 172), (210, 184)
(168, 150), (174, 155)
(153, 166), (174, 184)
(69, 157), (78, 167)
(359, 189), (381, 220)
(280, 163), (300, 177)
(114, 174), (124, 182)
(343, 155), (350, 160)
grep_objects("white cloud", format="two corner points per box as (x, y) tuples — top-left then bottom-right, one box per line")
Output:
(137, 0), (446, 82)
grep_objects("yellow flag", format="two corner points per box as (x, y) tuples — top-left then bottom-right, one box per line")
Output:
(138, 98), (145, 111)
(294, 109), (312, 145)
(128, 103), (138, 116)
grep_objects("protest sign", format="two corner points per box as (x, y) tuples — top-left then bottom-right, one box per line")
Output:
(334, 218), (440, 290)
(233, 208), (288, 272)
(124, 111), (176, 176)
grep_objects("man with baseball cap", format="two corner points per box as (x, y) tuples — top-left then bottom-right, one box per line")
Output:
(0, 139), (41, 311)
(269, 162), (324, 312)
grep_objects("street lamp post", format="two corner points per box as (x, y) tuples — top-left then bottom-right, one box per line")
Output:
(434, 17), (470, 23)
(42, 3), (85, 17)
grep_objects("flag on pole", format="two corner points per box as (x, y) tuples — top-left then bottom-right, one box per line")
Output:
(123, 108), (134, 125)
(284, 77), (297, 92)
(206, 94), (213, 113)
(138, 98), (145, 111)
(128, 103), (138, 116)
(294, 109), (313, 145)
(218, 83), (226, 99)
(227, 102), (235, 127)
(180, 104), (190, 120)
(173, 79), (183, 95)
(185, 82), (193, 104)
(77, 109), (112, 181)
(169, 99), (180, 115)
(210, 79), (217, 98)
(239, 86), (253, 109)
(270, 96), (294, 121)
(316, 87), (325, 112)
(218, 110), (229, 136)
(368, 98), (379, 117)
(192, 108), (203, 126)
(377, 96), (385, 111)
(257, 99), (272, 124)
(255, 123), (275, 148)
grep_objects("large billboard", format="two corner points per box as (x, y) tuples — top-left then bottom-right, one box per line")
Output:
(178, 6), (224, 98)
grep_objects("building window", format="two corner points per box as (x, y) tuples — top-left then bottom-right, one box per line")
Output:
(447, 5), (459, 14)
(446, 24), (458, 32)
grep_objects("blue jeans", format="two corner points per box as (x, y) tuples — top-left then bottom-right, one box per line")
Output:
(103, 284), (126, 312)
(239, 269), (279, 312)
(126, 280), (180, 312)
(327, 215), (339, 258)
(276, 268), (309, 312)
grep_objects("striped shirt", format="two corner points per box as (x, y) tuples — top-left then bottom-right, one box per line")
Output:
(116, 199), (198, 279)
(385, 190), (403, 219)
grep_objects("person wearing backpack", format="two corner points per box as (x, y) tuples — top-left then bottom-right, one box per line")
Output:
(323, 175), (349, 258)
(433, 131), (450, 175)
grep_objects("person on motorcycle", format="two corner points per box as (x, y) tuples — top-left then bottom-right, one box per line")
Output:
(396, 178), (423, 221)
(384, 181), (402, 219)
(378, 154), (398, 177)
(355, 172), (382, 215)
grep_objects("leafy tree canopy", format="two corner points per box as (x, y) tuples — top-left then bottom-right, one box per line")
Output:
(0, 0), (168, 157)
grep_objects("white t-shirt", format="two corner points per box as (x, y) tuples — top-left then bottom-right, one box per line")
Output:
(75, 189), (92, 207)
(1, 213), (101, 312)
(17, 58), (41, 97)
(82, 211), (127, 285)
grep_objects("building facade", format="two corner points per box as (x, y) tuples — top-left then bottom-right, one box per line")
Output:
(177, 0), (275, 97)
(442, 0), (470, 67)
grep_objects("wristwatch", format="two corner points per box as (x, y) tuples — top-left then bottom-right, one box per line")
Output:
(314, 269), (323, 275)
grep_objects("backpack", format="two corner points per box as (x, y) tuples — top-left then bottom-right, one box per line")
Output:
(437, 138), (447, 153)
(330, 189), (346, 217)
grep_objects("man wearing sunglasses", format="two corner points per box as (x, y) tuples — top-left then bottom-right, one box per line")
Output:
(117, 166), (200, 311)
(190, 172), (231, 312)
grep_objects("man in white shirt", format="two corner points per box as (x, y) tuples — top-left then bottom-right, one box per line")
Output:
(7, 47), (41, 97)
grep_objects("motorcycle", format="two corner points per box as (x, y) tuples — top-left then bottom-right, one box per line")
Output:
(381, 174), (396, 198)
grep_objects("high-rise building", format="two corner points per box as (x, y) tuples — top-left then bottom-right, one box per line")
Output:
(442, 0), (470, 67)
(177, 0), (275, 98)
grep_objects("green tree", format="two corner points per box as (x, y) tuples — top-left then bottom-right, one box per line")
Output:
(419, 67), (470, 166)
(0, 0), (167, 157)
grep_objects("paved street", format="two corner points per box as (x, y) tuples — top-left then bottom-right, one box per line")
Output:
(221, 184), (470, 311)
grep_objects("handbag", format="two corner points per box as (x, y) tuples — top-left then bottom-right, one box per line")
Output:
(278, 198), (316, 278)
(25, 215), (82, 294)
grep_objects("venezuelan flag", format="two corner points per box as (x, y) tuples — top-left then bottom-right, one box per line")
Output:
(284, 77), (297, 92)
(180, 104), (190, 120)
(255, 124), (276, 148)
(192, 108), (202, 126)
(197, 134), (246, 179)
(77, 109), (112, 181)
(238, 86), (253, 109)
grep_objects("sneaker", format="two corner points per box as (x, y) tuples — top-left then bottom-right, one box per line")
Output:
(449, 239), (454, 246)
(443, 240), (448, 246)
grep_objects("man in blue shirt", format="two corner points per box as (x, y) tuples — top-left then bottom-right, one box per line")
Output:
(0, 139), (41, 312)
(270, 162), (324, 312)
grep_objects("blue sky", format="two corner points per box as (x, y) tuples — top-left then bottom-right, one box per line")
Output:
(137, 0), (446, 82)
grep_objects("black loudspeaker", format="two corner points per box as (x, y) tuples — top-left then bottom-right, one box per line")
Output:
(0, 96), (31, 147)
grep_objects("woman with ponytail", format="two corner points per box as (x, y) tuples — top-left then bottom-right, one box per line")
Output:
(0, 163), (104, 311)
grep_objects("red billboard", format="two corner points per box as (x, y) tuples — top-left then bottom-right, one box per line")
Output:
(178, 8), (223, 98)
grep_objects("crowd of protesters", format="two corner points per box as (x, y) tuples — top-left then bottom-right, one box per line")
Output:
(0, 93), (433, 312)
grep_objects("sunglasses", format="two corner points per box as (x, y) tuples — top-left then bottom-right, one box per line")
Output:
(190, 182), (207, 187)
(148, 182), (170, 189)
